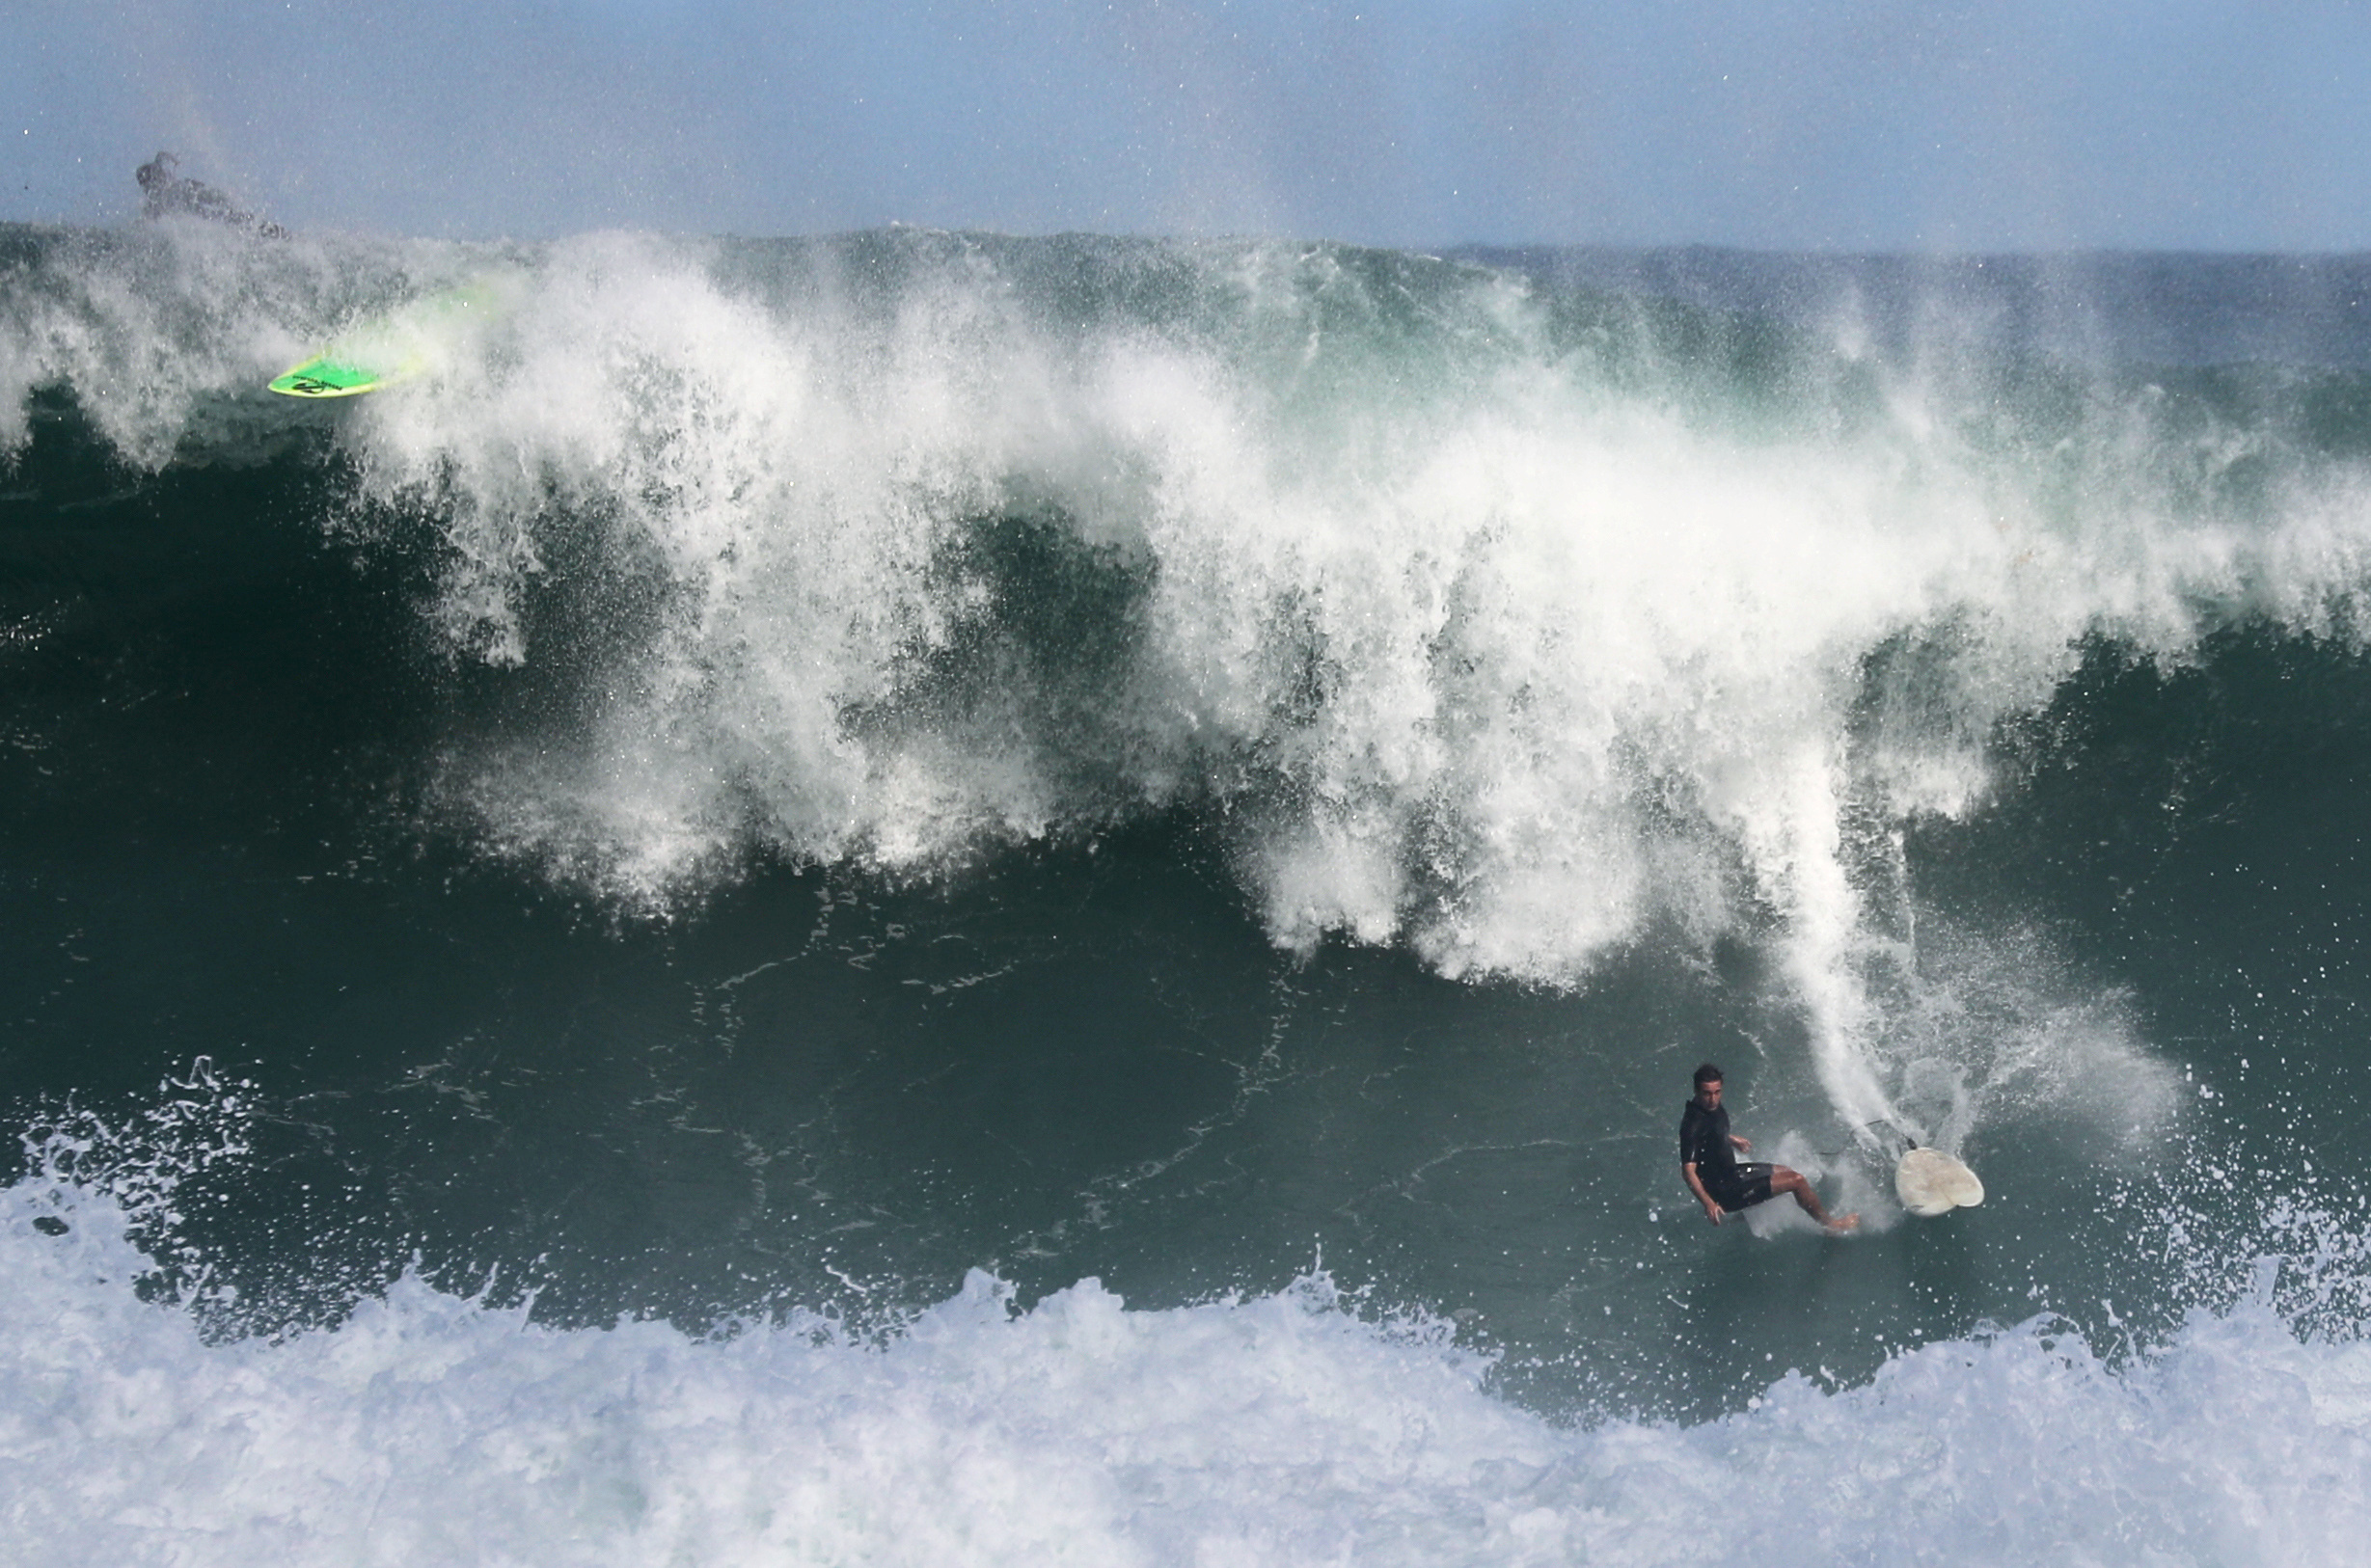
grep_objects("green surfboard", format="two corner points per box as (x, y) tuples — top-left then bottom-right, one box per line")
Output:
(268, 351), (422, 398)
(268, 280), (504, 399)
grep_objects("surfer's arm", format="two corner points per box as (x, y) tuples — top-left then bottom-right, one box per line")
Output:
(1681, 1161), (1724, 1224)
(1730, 1134), (1751, 1152)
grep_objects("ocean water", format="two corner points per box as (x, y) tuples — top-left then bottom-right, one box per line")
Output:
(8, 220), (2371, 1562)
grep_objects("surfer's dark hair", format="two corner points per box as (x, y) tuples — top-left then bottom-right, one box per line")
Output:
(1692, 1063), (1724, 1089)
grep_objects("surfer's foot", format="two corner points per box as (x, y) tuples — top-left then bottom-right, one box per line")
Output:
(1824, 1213), (1861, 1234)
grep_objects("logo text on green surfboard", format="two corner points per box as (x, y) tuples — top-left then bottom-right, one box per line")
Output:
(268, 356), (393, 398)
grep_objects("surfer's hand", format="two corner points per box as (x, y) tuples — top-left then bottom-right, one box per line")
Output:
(1702, 1199), (1724, 1225)
(1731, 1135), (1751, 1152)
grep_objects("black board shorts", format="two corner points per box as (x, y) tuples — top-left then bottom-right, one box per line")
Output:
(1707, 1162), (1775, 1211)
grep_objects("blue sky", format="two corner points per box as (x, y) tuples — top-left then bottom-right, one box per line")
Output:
(6, 0), (2369, 250)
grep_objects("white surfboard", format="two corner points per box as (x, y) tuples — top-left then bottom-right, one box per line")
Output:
(1894, 1146), (1984, 1217)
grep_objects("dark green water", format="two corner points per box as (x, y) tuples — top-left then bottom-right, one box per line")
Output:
(7, 230), (2371, 1485)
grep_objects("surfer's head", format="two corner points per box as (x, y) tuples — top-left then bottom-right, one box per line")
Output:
(1692, 1063), (1724, 1106)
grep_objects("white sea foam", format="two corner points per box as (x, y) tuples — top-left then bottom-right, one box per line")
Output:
(5, 1176), (2369, 1567)
(3, 229), (2357, 1143)
(341, 233), (2241, 1143)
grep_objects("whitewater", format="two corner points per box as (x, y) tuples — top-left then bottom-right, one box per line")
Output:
(9, 218), (2371, 1562)
(11, 1180), (2371, 1566)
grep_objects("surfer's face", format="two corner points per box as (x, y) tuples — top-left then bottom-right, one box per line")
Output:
(1695, 1079), (1723, 1108)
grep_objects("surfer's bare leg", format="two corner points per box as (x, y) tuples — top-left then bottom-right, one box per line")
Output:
(1772, 1166), (1858, 1232)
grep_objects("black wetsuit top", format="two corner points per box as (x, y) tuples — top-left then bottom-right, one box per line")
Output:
(1680, 1098), (1776, 1209)
(1679, 1099), (1736, 1187)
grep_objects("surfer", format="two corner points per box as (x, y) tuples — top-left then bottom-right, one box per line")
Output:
(134, 152), (286, 236)
(1679, 1064), (1858, 1233)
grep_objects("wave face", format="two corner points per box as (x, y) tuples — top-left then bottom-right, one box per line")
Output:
(10, 222), (2371, 1559)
